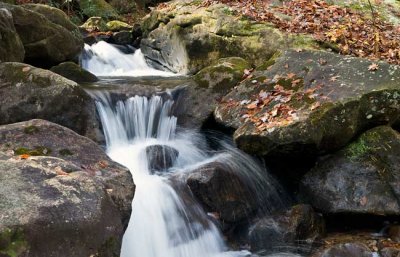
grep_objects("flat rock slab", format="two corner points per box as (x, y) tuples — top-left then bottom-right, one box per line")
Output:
(216, 49), (400, 156)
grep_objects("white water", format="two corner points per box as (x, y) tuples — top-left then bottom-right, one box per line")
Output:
(92, 91), (299, 257)
(81, 41), (177, 77)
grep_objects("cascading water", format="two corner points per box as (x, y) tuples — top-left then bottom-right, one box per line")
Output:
(84, 41), (301, 257)
(81, 41), (176, 77)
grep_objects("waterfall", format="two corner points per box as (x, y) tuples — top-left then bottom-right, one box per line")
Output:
(92, 91), (298, 257)
(81, 41), (177, 77)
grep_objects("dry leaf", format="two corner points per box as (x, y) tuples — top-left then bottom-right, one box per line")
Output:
(368, 63), (379, 71)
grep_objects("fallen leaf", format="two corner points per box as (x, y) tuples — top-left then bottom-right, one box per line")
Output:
(55, 166), (69, 176)
(368, 63), (379, 71)
(20, 154), (30, 159)
(22, 67), (31, 72)
(310, 101), (321, 110)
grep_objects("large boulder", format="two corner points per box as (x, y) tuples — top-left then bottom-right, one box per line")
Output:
(141, 1), (317, 74)
(248, 204), (325, 252)
(0, 8), (24, 62)
(0, 2), (83, 67)
(50, 62), (99, 83)
(186, 162), (257, 222)
(300, 126), (400, 215)
(0, 154), (124, 257)
(0, 62), (101, 142)
(106, 20), (132, 31)
(215, 49), (400, 157)
(0, 119), (135, 227)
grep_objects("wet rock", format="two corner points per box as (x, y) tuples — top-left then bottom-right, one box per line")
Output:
(388, 225), (400, 243)
(0, 62), (101, 142)
(194, 57), (250, 92)
(0, 8), (24, 62)
(300, 126), (400, 215)
(146, 144), (179, 173)
(248, 204), (325, 252)
(108, 31), (133, 45)
(381, 247), (400, 257)
(0, 154), (126, 257)
(187, 162), (257, 222)
(216, 50), (400, 157)
(0, 2), (83, 67)
(0, 119), (135, 227)
(50, 61), (98, 83)
(141, 1), (317, 74)
(106, 20), (133, 32)
(313, 242), (373, 257)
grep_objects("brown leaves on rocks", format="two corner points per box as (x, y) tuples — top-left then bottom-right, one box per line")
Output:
(209, 0), (400, 65)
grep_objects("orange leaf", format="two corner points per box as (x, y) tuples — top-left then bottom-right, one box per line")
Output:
(20, 154), (30, 159)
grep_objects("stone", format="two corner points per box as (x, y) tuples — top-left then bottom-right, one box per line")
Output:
(187, 161), (257, 222)
(313, 242), (373, 257)
(106, 20), (133, 31)
(50, 62), (98, 83)
(146, 144), (179, 173)
(194, 57), (250, 92)
(0, 62), (101, 142)
(0, 119), (135, 227)
(248, 204), (325, 252)
(0, 8), (24, 62)
(108, 31), (133, 45)
(300, 126), (400, 215)
(216, 49), (400, 157)
(80, 16), (108, 32)
(141, 1), (317, 74)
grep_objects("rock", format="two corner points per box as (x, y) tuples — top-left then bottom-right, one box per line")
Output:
(0, 8), (24, 62)
(0, 62), (101, 142)
(300, 126), (400, 215)
(0, 119), (135, 227)
(106, 20), (133, 31)
(0, 2), (83, 67)
(248, 204), (325, 252)
(313, 242), (373, 257)
(141, 1), (317, 74)
(187, 162), (257, 222)
(50, 61), (99, 83)
(388, 225), (400, 243)
(216, 49), (400, 157)
(22, 4), (78, 31)
(381, 247), (400, 257)
(194, 57), (250, 91)
(0, 152), (124, 257)
(80, 16), (108, 32)
(79, 0), (118, 19)
(146, 144), (179, 173)
(108, 31), (133, 45)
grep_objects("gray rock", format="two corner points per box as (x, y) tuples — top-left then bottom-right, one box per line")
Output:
(146, 144), (179, 173)
(0, 8), (24, 62)
(50, 62), (98, 83)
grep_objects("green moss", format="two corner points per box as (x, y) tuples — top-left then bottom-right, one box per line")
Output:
(23, 125), (39, 135)
(14, 146), (52, 156)
(0, 228), (28, 257)
(59, 149), (73, 156)
(346, 138), (372, 160)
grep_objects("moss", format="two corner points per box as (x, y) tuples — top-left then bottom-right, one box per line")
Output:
(256, 51), (282, 70)
(23, 125), (39, 135)
(346, 138), (372, 160)
(59, 149), (73, 156)
(97, 236), (119, 257)
(14, 146), (52, 156)
(0, 228), (29, 257)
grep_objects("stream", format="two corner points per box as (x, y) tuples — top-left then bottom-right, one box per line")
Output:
(81, 42), (302, 257)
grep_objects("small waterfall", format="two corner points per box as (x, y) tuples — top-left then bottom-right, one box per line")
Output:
(81, 41), (177, 77)
(92, 91), (297, 257)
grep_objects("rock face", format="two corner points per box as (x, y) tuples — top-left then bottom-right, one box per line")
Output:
(187, 162), (257, 222)
(300, 126), (400, 215)
(313, 243), (373, 257)
(194, 57), (250, 91)
(216, 49), (400, 157)
(0, 8), (24, 62)
(141, 1), (316, 74)
(0, 2), (83, 67)
(146, 144), (179, 173)
(0, 119), (135, 257)
(0, 119), (135, 227)
(248, 204), (325, 252)
(50, 62), (98, 83)
(0, 62), (100, 142)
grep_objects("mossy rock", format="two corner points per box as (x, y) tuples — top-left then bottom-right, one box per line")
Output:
(106, 20), (133, 32)
(80, 16), (108, 32)
(300, 126), (400, 215)
(50, 62), (98, 83)
(79, 0), (118, 20)
(0, 8), (24, 62)
(140, 1), (320, 74)
(0, 228), (29, 257)
(194, 57), (250, 93)
(215, 49), (400, 157)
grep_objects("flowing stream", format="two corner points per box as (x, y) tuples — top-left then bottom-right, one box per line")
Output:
(82, 42), (302, 257)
